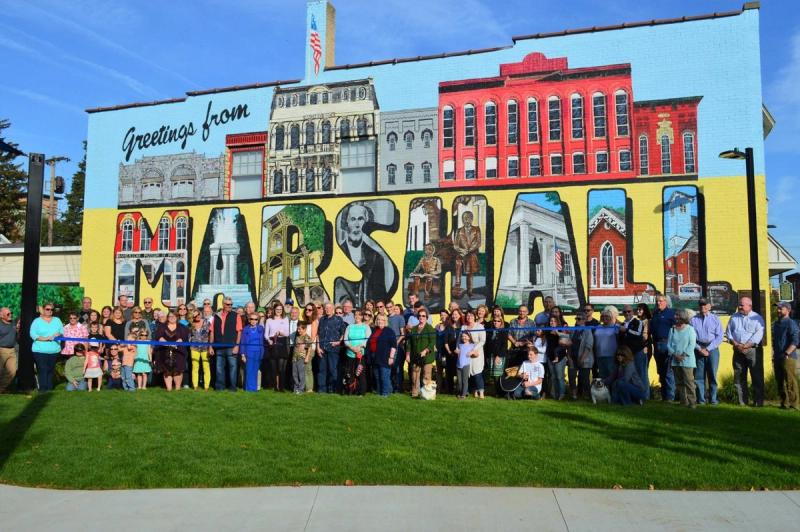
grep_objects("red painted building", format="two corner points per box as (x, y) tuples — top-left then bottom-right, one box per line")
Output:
(587, 208), (653, 303)
(438, 52), (700, 187)
(225, 131), (268, 200)
(114, 210), (191, 306)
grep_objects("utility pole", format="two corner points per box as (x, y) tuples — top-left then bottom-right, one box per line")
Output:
(45, 156), (69, 246)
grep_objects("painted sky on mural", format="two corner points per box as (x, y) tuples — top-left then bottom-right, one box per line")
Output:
(0, 0), (798, 271)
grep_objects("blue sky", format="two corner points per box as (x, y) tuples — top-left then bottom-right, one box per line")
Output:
(0, 0), (798, 272)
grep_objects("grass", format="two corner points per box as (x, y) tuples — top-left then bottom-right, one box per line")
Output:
(0, 390), (798, 491)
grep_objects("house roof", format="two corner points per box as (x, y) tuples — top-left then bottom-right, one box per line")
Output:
(588, 207), (626, 236)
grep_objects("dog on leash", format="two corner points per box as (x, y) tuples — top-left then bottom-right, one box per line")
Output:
(419, 381), (437, 400)
(590, 378), (611, 404)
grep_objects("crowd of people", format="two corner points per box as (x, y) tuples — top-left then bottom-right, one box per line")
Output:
(0, 292), (797, 410)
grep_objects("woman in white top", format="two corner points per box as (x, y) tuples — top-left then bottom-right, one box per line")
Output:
(460, 310), (486, 399)
(264, 302), (290, 391)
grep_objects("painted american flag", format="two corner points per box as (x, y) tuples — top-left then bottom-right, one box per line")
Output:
(554, 242), (563, 273)
(309, 15), (322, 75)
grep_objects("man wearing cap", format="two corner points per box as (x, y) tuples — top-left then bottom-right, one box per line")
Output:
(772, 302), (799, 410)
(725, 296), (765, 406)
(689, 298), (724, 405)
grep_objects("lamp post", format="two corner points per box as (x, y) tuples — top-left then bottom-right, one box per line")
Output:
(719, 146), (764, 405)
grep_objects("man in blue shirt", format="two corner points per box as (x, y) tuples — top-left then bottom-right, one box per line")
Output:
(772, 302), (799, 410)
(316, 302), (346, 393)
(650, 295), (676, 401)
(689, 298), (724, 405)
(725, 296), (765, 406)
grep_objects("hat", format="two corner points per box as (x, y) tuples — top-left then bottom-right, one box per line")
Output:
(285, 298), (294, 305)
(777, 302), (792, 311)
(698, 298), (710, 306)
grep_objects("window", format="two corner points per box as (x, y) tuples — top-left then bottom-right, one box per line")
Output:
(232, 151), (262, 176)
(528, 156), (541, 176)
(158, 217), (170, 250)
(293, 258), (301, 281)
(550, 154), (563, 175)
(139, 225), (151, 251)
(563, 252), (573, 277)
(590, 258), (598, 288)
(571, 94), (584, 139)
(601, 242), (614, 286)
(309, 258), (317, 278)
(639, 135), (649, 175)
(596, 151), (609, 173)
(661, 135), (671, 174)
(619, 150), (632, 172)
(548, 97), (561, 141)
(404, 131), (414, 150)
(290, 124), (300, 149)
(175, 217), (187, 249)
(299, 93), (306, 106)
(339, 118), (351, 139)
(507, 100), (518, 143)
(142, 182), (161, 201)
(593, 93), (607, 137)
(306, 168), (315, 192)
(273, 170), (283, 195)
(615, 90), (629, 136)
(386, 164), (397, 185)
(340, 139), (375, 168)
(507, 157), (519, 177)
(275, 125), (285, 150)
(232, 150), (263, 200)
(172, 180), (193, 199)
(405, 163), (414, 183)
(485, 102), (497, 145)
(464, 159), (476, 180)
(387, 132), (397, 151)
(305, 122), (315, 145)
(310, 93), (318, 105)
(422, 129), (433, 149)
(356, 117), (368, 136)
(443, 160), (455, 180)
(683, 132), (696, 173)
(422, 162), (432, 183)
(321, 167), (332, 191)
(121, 219), (133, 251)
(616, 255), (625, 287)
(486, 157), (497, 178)
(289, 169), (298, 193)
(464, 105), (475, 146)
(322, 121), (331, 144)
(527, 98), (539, 142)
(678, 273), (684, 284)
(572, 153), (586, 174)
(442, 106), (454, 148)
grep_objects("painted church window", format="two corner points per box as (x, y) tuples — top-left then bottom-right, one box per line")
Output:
(139, 225), (151, 251)
(550, 154), (563, 175)
(596, 152), (609, 173)
(486, 157), (497, 178)
(507, 157), (518, 177)
(620, 150), (632, 171)
(529, 156), (541, 176)
(121, 219), (133, 251)
(158, 217), (170, 250)
(176, 217), (188, 250)
(639, 135), (649, 175)
(601, 241), (614, 286)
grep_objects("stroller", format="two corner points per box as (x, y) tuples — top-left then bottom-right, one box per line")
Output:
(498, 366), (523, 400)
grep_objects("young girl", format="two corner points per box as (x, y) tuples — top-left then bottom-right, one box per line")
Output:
(121, 332), (137, 391)
(83, 344), (103, 391)
(108, 348), (123, 390)
(457, 331), (475, 400)
(86, 321), (107, 370)
(133, 329), (152, 390)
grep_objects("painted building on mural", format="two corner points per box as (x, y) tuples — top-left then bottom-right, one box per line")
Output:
(82, 0), (772, 344)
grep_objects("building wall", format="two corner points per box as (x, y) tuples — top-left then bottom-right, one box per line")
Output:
(379, 108), (438, 191)
(0, 247), (81, 284)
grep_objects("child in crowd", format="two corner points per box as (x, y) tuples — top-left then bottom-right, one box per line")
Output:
(133, 329), (152, 390)
(241, 313), (265, 392)
(292, 321), (313, 394)
(457, 331), (475, 400)
(107, 346), (123, 390)
(516, 346), (545, 400)
(121, 333), (137, 391)
(84, 343), (103, 391)
(86, 321), (106, 369)
(65, 344), (87, 391)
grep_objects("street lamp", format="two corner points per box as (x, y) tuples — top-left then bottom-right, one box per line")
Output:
(719, 146), (763, 405)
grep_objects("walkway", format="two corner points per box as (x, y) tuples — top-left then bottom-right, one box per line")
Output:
(2, 485), (799, 531)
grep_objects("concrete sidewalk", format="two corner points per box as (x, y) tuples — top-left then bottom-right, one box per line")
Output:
(1, 485), (799, 531)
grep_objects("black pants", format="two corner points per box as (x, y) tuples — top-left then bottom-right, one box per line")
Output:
(344, 357), (366, 395)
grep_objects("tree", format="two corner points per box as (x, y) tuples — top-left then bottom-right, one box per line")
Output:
(0, 119), (27, 242)
(53, 141), (86, 245)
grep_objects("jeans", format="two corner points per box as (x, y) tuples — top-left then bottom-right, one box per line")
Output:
(65, 379), (87, 391)
(597, 357), (615, 381)
(121, 365), (135, 391)
(774, 356), (799, 409)
(33, 353), (57, 392)
(514, 385), (541, 399)
(470, 371), (485, 393)
(377, 366), (392, 396)
(694, 348), (719, 404)
(458, 366), (470, 397)
(215, 348), (238, 391)
(318, 348), (340, 393)
(732, 347), (757, 406)
(612, 380), (647, 405)
(654, 344), (675, 401)
(548, 358), (567, 399)
(633, 350), (650, 400)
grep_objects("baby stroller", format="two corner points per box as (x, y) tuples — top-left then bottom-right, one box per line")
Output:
(498, 366), (523, 400)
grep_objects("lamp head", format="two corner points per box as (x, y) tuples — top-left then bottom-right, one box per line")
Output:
(719, 148), (746, 160)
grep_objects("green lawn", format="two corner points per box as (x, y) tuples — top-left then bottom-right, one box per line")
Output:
(0, 391), (797, 490)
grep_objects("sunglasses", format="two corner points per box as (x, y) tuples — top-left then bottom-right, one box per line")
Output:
(133, 310), (141, 314)
(224, 303), (232, 307)
(419, 315), (427, 319)
(44, 307), (53, 311)
(249, 318), (258, 322)
(144, 301), (153, 304)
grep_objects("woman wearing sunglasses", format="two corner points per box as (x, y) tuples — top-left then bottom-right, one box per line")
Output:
(29, 302), (64, 391)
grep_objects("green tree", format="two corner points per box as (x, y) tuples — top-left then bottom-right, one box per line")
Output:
(57, 141), (86, 245)
(0, 119), (27, 242)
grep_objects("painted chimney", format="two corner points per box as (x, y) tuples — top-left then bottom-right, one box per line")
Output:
(305, 0), (336, 81)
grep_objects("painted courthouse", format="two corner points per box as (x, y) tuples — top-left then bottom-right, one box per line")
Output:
(83, 1), (770, 339)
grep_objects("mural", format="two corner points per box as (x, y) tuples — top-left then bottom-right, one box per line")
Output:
(334, 199), (398, 306)
(663, 186), (701, 308)
(191, 208), (257, 307)
(587, 189), (656, 306)
(118, 151), (223, 206)
(496, 193), (581, 312)
(113, 210), (191, 307)
(259, 204), (332, 306)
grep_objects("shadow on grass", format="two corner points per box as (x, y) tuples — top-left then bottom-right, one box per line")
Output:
(0, 393), (52, 471)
